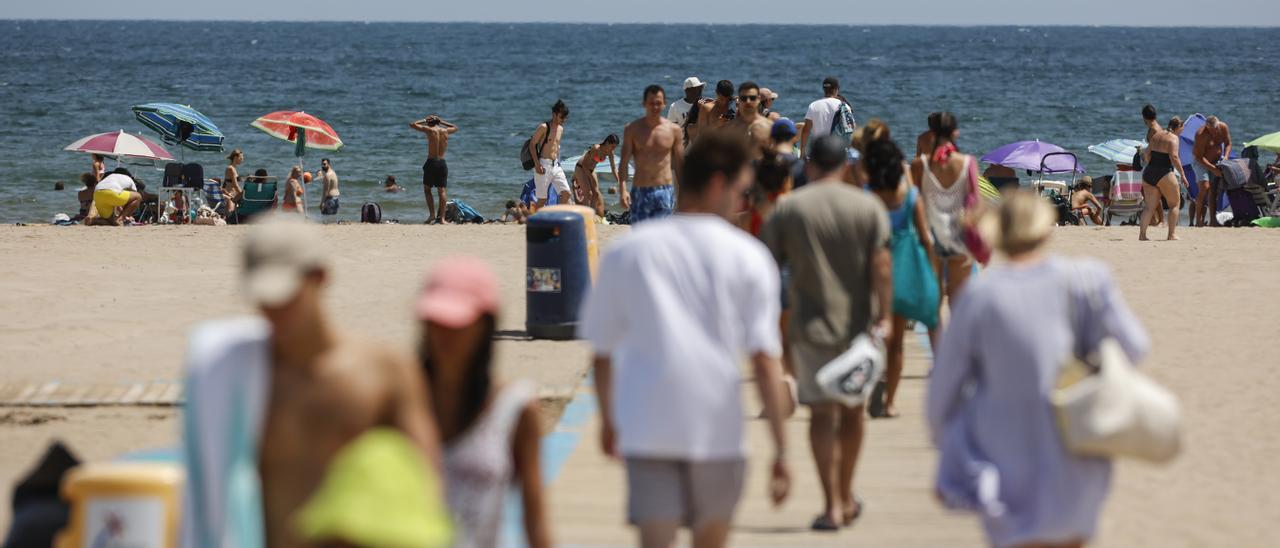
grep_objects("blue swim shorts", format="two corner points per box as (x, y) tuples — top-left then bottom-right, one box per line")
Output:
(629, 185), (674, 224)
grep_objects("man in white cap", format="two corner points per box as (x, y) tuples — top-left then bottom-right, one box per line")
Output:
(666, 76), (705, 128)
(759, 88), (781, 121)
(181, 214), (442, 548)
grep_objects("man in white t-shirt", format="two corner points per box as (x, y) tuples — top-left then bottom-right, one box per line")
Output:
(579, 132), (791, 548)
(666, 76), (705, 128)
(800, 76), (854, 156)
(90, 168), (142, 225)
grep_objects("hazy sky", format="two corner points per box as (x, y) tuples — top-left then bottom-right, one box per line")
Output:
(5, 0), (1278, 26)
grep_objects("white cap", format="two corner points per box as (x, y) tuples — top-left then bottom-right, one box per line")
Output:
(683, 77), (705, 90)
(242, 214), (328, 306)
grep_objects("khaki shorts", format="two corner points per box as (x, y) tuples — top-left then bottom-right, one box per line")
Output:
(790, 340), (846, 405)
(625, 458), (745, 530)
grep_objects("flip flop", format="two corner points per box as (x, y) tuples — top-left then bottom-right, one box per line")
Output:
(810, 514), (840, 532)
(843, 495), (864, 526)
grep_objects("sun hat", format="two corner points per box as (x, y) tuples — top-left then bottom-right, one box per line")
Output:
(293, 428), (452, 547)
(683, 76), (705, 90)
(242, 214), (328, 306)
(416, 257), (499, 328)
(978, 190), (1056, 255)
(771, 118), (798, 141)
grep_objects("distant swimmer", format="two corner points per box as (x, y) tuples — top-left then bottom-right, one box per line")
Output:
(410, 114), (459, 224)
(620, 85), (684, 223)
(530, 100), (571, 209)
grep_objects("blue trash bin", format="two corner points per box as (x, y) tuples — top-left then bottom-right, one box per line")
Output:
(526, 210), (590, 340)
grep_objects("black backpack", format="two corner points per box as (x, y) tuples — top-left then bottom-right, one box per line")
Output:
(360, 202), (382, 223)
(520, 121), (552, 171)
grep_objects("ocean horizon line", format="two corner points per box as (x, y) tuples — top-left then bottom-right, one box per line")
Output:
(4, 18), (1278, 29)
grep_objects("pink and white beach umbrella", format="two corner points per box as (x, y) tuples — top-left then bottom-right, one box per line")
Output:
(64, 130), (175, 162)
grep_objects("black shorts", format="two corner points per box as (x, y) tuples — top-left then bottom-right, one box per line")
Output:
(423, 158), (448, 188)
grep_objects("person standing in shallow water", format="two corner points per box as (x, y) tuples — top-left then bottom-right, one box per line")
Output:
(411, 115), (458, 224)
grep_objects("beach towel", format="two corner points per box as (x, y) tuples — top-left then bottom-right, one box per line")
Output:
(182, 317), (272, 548)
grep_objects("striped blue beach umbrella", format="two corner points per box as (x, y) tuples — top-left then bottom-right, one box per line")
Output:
(131, 102), (225, 152)
(1087, 139), (1146, 165)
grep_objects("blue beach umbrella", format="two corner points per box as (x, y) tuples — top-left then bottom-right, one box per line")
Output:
(1087, 139), (1146, 166)
(131, 103), (225, 153)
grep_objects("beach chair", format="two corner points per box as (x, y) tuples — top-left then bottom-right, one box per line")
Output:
(1105, 171), (1145, 226)
(200, 179), (225, 216)
(234, 179), (278, 223)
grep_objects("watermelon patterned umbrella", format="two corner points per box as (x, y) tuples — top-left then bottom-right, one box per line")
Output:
(64, 130), (175, 162)
(250, 111), (344, 152)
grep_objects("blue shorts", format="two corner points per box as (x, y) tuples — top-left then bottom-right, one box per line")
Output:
(630, 185), (674, 224)
(321, 196), (339, 215)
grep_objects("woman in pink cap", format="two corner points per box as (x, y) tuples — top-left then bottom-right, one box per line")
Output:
(416, 257), (551, 548)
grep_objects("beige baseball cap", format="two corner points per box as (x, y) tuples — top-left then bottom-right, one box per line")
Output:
(683, 76), (705, 90)
(242, 214), (328, 306)
(760, 87), (778, 100)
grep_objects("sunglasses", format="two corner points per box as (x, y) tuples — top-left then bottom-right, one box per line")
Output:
(739, 95), (760, 102)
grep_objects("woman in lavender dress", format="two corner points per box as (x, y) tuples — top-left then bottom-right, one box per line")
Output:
(927, 191), (1150, 548)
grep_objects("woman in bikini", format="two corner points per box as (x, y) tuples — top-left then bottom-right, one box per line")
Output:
(222, 149), (244, 219)
(282, 166), (305, 216)
(573, 134), (619, 218)
(1139, 117), (1184, 241)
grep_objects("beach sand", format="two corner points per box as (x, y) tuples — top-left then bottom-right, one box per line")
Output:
(1, 224), (1277, 545)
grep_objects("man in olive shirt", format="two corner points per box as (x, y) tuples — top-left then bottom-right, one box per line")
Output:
(760, 135), (892, 531)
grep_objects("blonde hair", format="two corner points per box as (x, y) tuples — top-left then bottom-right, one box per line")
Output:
(1167, 116), (1183, 132)
(851, 118), (890, 153)
(227, 149), (243, 162)
(995, 190), (1056, 256)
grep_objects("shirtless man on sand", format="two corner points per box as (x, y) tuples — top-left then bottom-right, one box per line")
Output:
(183, 216), (442, 547)
(410, 115), (459, 223)
(620, 85), (684, 224)
(730, 81), (774, 158)
(687, 80), (735, 144)
(531, 100), (571, 209)
(1192, 116), (1232, 227)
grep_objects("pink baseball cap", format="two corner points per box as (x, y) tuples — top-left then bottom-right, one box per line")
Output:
(415, 257), (499, 328)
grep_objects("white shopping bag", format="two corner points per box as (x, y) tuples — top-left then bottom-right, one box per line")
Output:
(815, 334), (885, 407)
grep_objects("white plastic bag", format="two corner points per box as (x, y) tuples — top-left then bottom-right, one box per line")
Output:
(815, 334), (885, 407)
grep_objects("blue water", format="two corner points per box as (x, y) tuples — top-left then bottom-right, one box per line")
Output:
(1, 21), (1277, 223)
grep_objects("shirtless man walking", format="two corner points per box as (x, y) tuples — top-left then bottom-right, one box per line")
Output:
(730, 81), (774, 158)
(531, 100), (571, 209)
(182, 215), (442, 547)
(687, 80), (735, 144)
(318, 158), (340, 217)
(1192, 116), (1232, 227)
(410, 115), (459, 224)
(620, 85), (685, 224)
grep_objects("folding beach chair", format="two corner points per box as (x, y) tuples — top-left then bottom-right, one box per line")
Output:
(234, 178), (278, 223)
(1105, 171), (1145, 226)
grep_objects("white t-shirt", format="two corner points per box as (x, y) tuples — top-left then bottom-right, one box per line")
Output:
(667, 100), (695, 127)
(95, 173), (138, 193)
(578, 214), (781, 461)
(804, 97), (845, 138)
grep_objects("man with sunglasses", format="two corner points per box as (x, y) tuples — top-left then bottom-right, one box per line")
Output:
(730, 81), (773, 159)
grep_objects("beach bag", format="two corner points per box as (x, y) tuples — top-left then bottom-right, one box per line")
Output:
(890, 188), (940, 328)
(444, 200), (484, 224)
(519, 121), (551, 171)
(360, 202), (382, 224)
(830, 100), (856, 139)
(815, 334), (885, 407)
(960, 157), (992, 265)
(1053, 269), (1181, 463)
(1217, 159), (1250, 191)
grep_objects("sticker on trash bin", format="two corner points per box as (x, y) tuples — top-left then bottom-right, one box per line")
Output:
(528, 268), (562, 293)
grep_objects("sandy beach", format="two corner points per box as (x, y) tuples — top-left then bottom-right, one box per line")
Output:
(1, 223), (1278, 545)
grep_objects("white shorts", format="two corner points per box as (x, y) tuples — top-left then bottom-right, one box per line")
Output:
(534, 159), (570, 199)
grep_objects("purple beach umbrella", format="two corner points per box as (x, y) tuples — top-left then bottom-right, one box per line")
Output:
(980, 140), (1084, 174)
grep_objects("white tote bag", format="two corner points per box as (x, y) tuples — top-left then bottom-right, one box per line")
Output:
(1053, 275), (1182, 463)
(815, 334), (885, 407)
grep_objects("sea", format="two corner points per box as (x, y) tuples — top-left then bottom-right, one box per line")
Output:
(1, 21), (1277, 224)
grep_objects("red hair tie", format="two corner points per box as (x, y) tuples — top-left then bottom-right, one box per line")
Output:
(932, 142), (957, 164)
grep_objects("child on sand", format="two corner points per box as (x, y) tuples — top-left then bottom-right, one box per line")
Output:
(1070, 179), (1104, 225)
(500, 200), (528, 224)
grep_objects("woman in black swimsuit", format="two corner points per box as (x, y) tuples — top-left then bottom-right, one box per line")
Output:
(1140, 116), (1185, 241)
